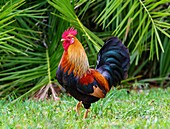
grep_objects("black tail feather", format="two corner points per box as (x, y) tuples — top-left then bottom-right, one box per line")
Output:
(96, 37), (130, 88)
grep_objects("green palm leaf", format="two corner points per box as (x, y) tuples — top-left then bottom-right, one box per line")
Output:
(95, 0), (170, 63)
(0, 0), (50, 99)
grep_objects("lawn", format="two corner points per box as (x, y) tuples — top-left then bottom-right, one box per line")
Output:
(0, 88), (170, 129)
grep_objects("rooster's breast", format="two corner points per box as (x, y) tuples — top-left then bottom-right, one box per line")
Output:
(56, 66), (99, 106)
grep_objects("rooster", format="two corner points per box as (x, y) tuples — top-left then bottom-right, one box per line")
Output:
(56, 27), (130, 118)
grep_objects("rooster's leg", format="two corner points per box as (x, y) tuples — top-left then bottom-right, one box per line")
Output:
(75, 101), (82, 115)
(83, 109), (90, 119)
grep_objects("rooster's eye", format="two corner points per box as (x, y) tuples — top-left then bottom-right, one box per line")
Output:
(70, 38), (74, 44)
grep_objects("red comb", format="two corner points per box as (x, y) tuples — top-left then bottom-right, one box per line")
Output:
(62, 27), (77, 39)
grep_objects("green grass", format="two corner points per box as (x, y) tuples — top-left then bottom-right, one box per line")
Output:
(0, 88), (170, 129)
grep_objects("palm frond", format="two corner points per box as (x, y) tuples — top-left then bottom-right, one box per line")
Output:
(95, 0), (170, 63)
(0, 0), (49, 99)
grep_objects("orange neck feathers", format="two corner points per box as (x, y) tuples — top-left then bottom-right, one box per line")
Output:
(60, 37), (89, 77)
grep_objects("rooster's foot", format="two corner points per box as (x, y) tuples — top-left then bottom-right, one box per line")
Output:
(83, 109), (90, 119)
(75, 101), (82, 115)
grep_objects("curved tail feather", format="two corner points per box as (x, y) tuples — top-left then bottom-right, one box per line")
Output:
(96, 37), (130, 88)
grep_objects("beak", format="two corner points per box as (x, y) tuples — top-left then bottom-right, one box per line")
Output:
(61, 39), (65, 42)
